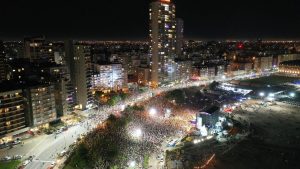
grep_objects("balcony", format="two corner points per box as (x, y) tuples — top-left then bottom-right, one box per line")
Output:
(0, 95), (22, 101)
(0, 97), (23, 105)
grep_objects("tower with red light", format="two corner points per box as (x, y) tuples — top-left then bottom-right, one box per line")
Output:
(237, 42), (244, 49)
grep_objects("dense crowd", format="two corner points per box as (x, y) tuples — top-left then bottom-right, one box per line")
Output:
(70, 92), (197, 168)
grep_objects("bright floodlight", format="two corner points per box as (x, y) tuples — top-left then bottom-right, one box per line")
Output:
(259, 92), (265, 97)
(290, 92), (295, 97)
(222, 75), (226, 79)
(129, 161), (136, 167)
(269, 93), (275, 97)
(223, 105), (227, 108)
(120, 104), (126, 111)
(132, 128), (142, 138)
(149, 108), (157, 116)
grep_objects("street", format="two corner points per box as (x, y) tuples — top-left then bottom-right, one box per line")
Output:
(0, 124), (88, 169)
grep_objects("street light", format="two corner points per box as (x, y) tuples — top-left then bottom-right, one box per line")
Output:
(120, 104), (126, 111)
(132, 128), (142, 139)
(129, 161), (136, 167)
(149, 108), (157, 117)
(259, 92), (265, 97)
(290, 92), (295, 97)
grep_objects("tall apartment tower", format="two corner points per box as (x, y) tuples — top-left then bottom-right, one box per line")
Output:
(24, 36), (54, 63)
(176, 18), (184, 58)
(149, 0), (176, 87)
(0, 41), (6, 82)
(65, 41), (92, 110)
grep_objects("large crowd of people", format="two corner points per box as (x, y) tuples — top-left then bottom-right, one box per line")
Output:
(69, 89), (200, 168)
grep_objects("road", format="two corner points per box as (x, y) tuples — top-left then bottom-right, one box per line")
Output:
(25, 124), (88, 169)
(0, 124), (88, 169)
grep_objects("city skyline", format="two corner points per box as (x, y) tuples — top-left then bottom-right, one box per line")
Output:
(1, 1), (300, 169)
(1, 0), (300, 40)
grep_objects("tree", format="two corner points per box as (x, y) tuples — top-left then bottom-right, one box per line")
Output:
(119, 92), (128, 100)
(166, 89), (185, 104)
(95, 91), (104, 100)
(107, 94), (121, 106)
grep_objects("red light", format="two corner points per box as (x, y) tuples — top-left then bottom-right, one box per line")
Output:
(237, 43), (244, 49)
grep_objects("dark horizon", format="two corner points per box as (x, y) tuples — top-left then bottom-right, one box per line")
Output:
(1, 0), (300, 41)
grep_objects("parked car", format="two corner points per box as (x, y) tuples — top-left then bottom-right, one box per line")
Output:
(51, 161), (56, 166)
(23, 160), (30, 166)
(14, 155), (22, 159)
(61, 126), (68, 131)
(59, 150), (67, 157)
(4, 156), (12, 161)
(56, 130), (62, 134)
(13, 140), (21, 145)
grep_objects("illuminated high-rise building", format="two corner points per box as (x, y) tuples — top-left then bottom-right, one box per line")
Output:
(149, 0), (176, 87)
(176, 18), (184, 58)
(24, 36), (54, 63)
(65, 41), (93, 110)
(0, 41), (6, 82)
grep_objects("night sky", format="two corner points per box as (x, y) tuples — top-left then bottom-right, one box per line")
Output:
(1, 0), (300, 40)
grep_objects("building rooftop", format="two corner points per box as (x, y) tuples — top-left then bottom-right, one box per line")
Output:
(0, 80), (48, 93)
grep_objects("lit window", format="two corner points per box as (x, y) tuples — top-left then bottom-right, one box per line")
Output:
(165, 5), (169, 11)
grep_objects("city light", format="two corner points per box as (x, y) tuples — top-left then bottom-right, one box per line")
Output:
(149, 108), (157, 117)
(290, 92), (295, 97)
(120, 104), (126, 111)
(129, 160), (136, 167)
(259, 92), (265, 97)
(193, 139), (201, 144)
(132, 128), (143, 139)
(207, 136), (213, 140)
